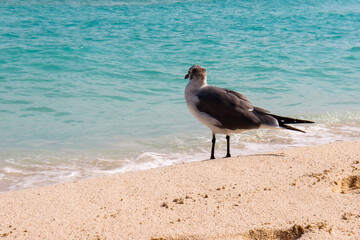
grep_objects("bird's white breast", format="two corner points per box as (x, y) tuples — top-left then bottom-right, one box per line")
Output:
(185, 83), (230, 134)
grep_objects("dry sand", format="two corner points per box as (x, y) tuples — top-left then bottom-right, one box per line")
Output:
(0, 140), (360, 240)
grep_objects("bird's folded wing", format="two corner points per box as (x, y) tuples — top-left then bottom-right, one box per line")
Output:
(195, 86), (263, 130)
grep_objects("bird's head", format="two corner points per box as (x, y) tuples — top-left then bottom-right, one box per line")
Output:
(185, 65), (207, 85)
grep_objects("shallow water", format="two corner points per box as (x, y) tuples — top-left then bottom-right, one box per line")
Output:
(1, 0), (360, 191)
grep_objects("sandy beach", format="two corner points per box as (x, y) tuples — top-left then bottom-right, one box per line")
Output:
(0, 140), (359, 239)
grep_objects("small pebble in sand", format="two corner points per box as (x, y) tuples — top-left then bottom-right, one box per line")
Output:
(161, 202), (169, 208)
(342, 212), (356, 220)
(173, 198), (184, 204)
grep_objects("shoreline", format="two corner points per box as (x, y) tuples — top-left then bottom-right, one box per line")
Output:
(2, 113), (360, 193)
(1, 140), (360, 239)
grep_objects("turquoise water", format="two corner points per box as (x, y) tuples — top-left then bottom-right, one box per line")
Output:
(1, 0), (360, 191)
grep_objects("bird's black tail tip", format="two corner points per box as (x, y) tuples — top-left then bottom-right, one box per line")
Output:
(269, 114), (314, 124)
(269, 114), (314, 133)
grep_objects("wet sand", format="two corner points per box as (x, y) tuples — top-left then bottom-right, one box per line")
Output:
(0, 140), (360, 239)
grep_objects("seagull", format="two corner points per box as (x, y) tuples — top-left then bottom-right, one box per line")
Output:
(184, 65), (314, 160)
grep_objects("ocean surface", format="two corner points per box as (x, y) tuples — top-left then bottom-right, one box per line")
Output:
(1, 0), (360, 192)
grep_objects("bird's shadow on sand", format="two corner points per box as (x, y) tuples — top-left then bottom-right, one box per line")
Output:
(201, 153), (285, 162)
(251, 153), (285, 157)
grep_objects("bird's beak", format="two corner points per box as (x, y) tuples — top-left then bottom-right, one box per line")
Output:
(184, 73), (189, 79)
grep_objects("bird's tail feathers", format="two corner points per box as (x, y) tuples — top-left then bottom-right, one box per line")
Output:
(269, 114), (314, 124)
(269, 114), (314, 133)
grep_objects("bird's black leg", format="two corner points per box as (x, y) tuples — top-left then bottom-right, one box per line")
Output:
(225, 135), (231, 158)
(210, 133), (216, 159)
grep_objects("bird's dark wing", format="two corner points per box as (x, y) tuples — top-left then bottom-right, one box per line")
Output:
(195, 86), (276, 130)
